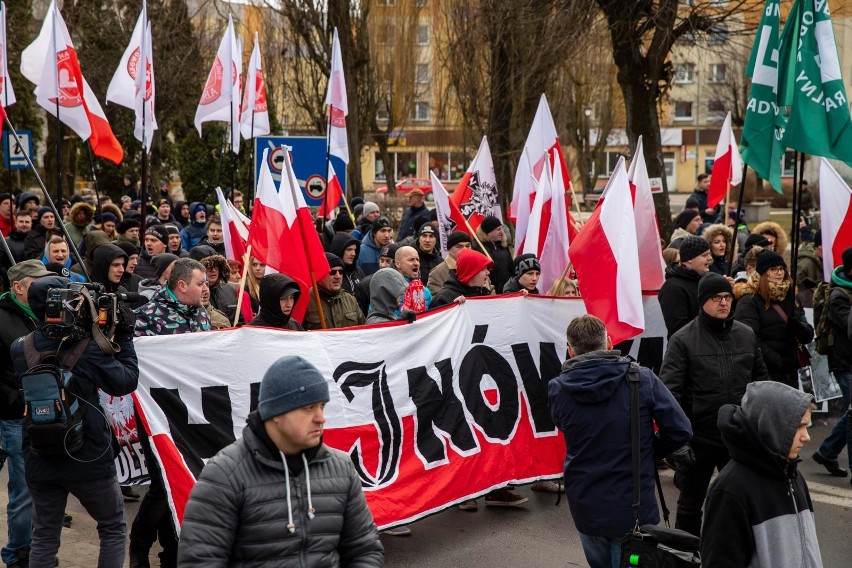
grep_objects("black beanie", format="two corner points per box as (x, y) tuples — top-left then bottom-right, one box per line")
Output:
(145, 225), (169, 246)
(325, 252), (344, 271)
(117, 219), (140, 234)
(755, 250), (785, 275)
(372, 216), (391, 235)
(480, 215), (501, 235)
(153, 253), (179, 279)
(446, 231), (472, 249)
(678, 236), (710, 263)
(842, 247), (852, 274)
(380, 243), (400, 259)
(698, 272), (733, 306)
(743, 233), (770, 252)
(513, 253), (541, 277)
(675, 208), (700, 230)
(813, 230), (822, 248)
(332, 213), (355, 232)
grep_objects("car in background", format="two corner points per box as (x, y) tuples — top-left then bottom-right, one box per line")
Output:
(375, 177), (433, 197)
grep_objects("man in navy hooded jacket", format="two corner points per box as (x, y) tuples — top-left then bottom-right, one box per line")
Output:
(548, 315), (691, 568)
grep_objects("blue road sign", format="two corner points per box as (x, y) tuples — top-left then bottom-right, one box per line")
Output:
(253, 136), (347, 207)
(3, 129), (33, 170)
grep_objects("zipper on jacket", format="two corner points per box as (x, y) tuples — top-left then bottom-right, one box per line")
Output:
(296, 476), (309, 568)
(787, 476), (807, 568)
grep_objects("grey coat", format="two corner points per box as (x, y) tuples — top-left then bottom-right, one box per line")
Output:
(177, 421), (383, 568)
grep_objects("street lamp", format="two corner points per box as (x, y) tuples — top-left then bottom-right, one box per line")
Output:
(584, 107), (593, 194)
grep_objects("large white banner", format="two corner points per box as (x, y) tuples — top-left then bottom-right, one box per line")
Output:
(132, 295), (667, 530)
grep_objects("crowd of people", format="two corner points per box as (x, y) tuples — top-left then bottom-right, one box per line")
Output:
(0, 174), (844, 567)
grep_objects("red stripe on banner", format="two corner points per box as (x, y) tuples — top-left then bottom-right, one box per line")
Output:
(832, 196), (852, 271)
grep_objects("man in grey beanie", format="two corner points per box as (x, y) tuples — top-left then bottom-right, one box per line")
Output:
(178, 355), (383, 567)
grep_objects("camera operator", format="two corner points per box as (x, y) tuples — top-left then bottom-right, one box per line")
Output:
(10, 275), (139, 568)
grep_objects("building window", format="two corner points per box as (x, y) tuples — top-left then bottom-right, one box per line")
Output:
(674, 63), (695, 83)
(374, 152), (418, 182)
(429, 151), (469, 181)
(783, 151), (796, 176)
(417, 26), (429, 46)
(414, 0), (428, 6)
(598, 152), (626, 177)
(415, 64), (429, 84)
(709, 63), (728, 83)
(674, 101), (694, 121)
(411, 101), (430, 122)
(707, 99), (726, 120)
(376, 103), (389, 122)
(377, 0), (395, 6)
(708, 24), (728, 45)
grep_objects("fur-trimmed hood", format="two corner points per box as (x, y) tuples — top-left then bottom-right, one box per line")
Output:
(100, 203), (124, 224)
(751, 220), (788, 256)
(701, 223), (737, 258)
(200, 254), (230, 285)
(68, 201), (94, 227)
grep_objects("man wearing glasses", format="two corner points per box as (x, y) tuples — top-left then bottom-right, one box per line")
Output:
(659, 272), (770, 537)
(304, 253), (366, 330)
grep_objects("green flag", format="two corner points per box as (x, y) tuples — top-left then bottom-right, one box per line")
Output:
(780, 0), (852, 166)
(742, 0), (786, 193)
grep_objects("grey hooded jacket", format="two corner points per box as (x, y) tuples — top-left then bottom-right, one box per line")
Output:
(365, 268), (408, 324)
(177, 415), (383, 568)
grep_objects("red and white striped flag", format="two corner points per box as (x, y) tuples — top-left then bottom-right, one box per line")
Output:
(195, 16), (241, 154)
(707, 112), (743, 208)
(0, 2), (16, 108)
(215, 186), (248, 262)
(819, 158), (852, 282)
(240, 32), (269, 140)
(21, 1), (123, 164)
(536, 160), (571, 293)
(626, 136), (665, 291)
(325, 28), (349, 164)
(318, 161), (344, 220)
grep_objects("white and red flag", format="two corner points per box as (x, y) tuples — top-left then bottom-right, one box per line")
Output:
(707, 112), (743, 208)
(819, 158), (852, 282)
(325, 27), (349, 164)
(318, 161), (344, 220)
(450, 135), (500, 234)
(430, 172), (467, 258)
(195, 16), (241, 154)
(240, 32), (269, 140)
(522, 153), (551, 259)
(536, 160), (571, 293)
(626, 136), (665, 291)
(215, 186), (248, 262)
(569, 157), (643, 345)
(107, 1), (157, 150)
(21, 0), (123, 164)
(249, 147), (330, 321)
(0, 2), (16, 107)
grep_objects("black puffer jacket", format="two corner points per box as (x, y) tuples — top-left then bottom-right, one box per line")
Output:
(658, 265), (702, 339)
(660, 310), (770, 447)
(474, 239), (512, 295)
(430, 272), (492, 308)
(414, 243), (442, 285)
(177, 412), (383, 568)
(734, 289), (814, 387)
(0, 292), (37, 419)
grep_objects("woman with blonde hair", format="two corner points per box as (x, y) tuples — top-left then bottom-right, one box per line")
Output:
(734, 250), (813, 387)
(701, 223), (735, 276)
(244, 256), (265, 313)
(547, 277), (580, 297)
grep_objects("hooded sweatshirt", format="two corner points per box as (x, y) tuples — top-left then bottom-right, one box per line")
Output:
(180, 202), (208, 250)
(70, 230), (111, 279)
(91, 244), (128, 293)
(248, 274), (304, 331)
(702, 382), (822, 567)
(365, 268), (409, 324)
(330, 232), (365, 295)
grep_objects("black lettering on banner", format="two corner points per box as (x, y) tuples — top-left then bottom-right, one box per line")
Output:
(511, 342), (560, 433)
(615, 337), (665, 375)
(458, 332), (520, 440)
(333, 361), (402, 488)
(408, 358), (477, 465)
(150, 386), (235, 477)
(114, 441), (148, 484)
(250, 382), (260, 412)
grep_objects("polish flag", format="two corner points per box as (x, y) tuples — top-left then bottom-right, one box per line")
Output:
(819, 158), (852, 283)
(325, 28), (349, 164)
(0, 2), (16, 107)
(626, 136), (665, 291)
(537, 160), (571, 293)
(522, 152), (551, 259)
(318, 161), (344, 220)
(513, 94), (575, 254)
(21, 1), (123, 164)
(107, 2), (157, 149)
(249, 147), (330, 321)
(569, 158), (643, 345)
(240, 32), (269, 140)
(707, 112), (743, 208)
(215, 186), (247, 262)
(195, 16), (241, 154)
(431, 172), (466, 258)
(451, 135), (500, 234)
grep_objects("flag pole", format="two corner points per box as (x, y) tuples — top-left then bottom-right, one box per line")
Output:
(464, 216), (492, 262)
(85, 142), (103, 218)
(248, 109), (255, 206)
(789, 151), (804, 290)
(140, 68), (148, 238)
(52, 6), (62, 201)
(727, 162), (748, 272)
(567, 180), (583, 220)
(230, 101), (236, 196)
(322, 109), (332, 223)
(2, 113), (90, 280)
(232, 244), (252, 327)
(283, 145), (328, 329)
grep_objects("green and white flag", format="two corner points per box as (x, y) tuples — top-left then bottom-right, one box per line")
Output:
(742, 0), (785, 193)
(780, 0), (852, 166)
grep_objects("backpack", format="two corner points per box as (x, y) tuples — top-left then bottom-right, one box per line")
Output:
(813, 282), (852, 355)
(18, 334), (89, 455)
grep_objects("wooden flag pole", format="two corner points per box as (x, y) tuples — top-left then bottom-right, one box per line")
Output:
(464, 216), (492, 261)
(232, 244), (252, 327)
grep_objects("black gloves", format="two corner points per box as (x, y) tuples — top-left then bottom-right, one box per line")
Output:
(669, 444), (696, 476)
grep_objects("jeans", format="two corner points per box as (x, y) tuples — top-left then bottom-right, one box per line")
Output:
(674, 442), (729, 537)
(578, 533), (621, 568)
(817, 371), (852, 467)
(0, 419), (32, 565)
(28, 476), (125, 568)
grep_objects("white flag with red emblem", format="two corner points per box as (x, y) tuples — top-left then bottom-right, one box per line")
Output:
(107, 2), (157, 150)
(450, 136), (500, 234)
(20, 0), (123, 164)
(626, 136), (665, 291)
(195, 16), (241, 153)
(240, 32), (269, 140)
(324, 27), (349, 164)
(0, 2), (16, 107)
(707, 112), (743, 208)
(819, 158), (852, 283)
(215, 186), (248, 262)
(569, 158), (643, 345)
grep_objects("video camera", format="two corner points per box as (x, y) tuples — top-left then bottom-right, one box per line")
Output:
(44, 282), (137, 342)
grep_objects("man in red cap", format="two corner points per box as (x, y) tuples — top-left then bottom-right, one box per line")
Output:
(431, 248), (494, 308)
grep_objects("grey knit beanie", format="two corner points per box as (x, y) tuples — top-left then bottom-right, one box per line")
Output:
(258, 356), (330, 420)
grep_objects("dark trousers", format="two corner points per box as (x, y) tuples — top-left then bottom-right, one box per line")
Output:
(674, 442), (729, 537)
(28, 476), (125, 568)
(129, 430), (177, 568)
